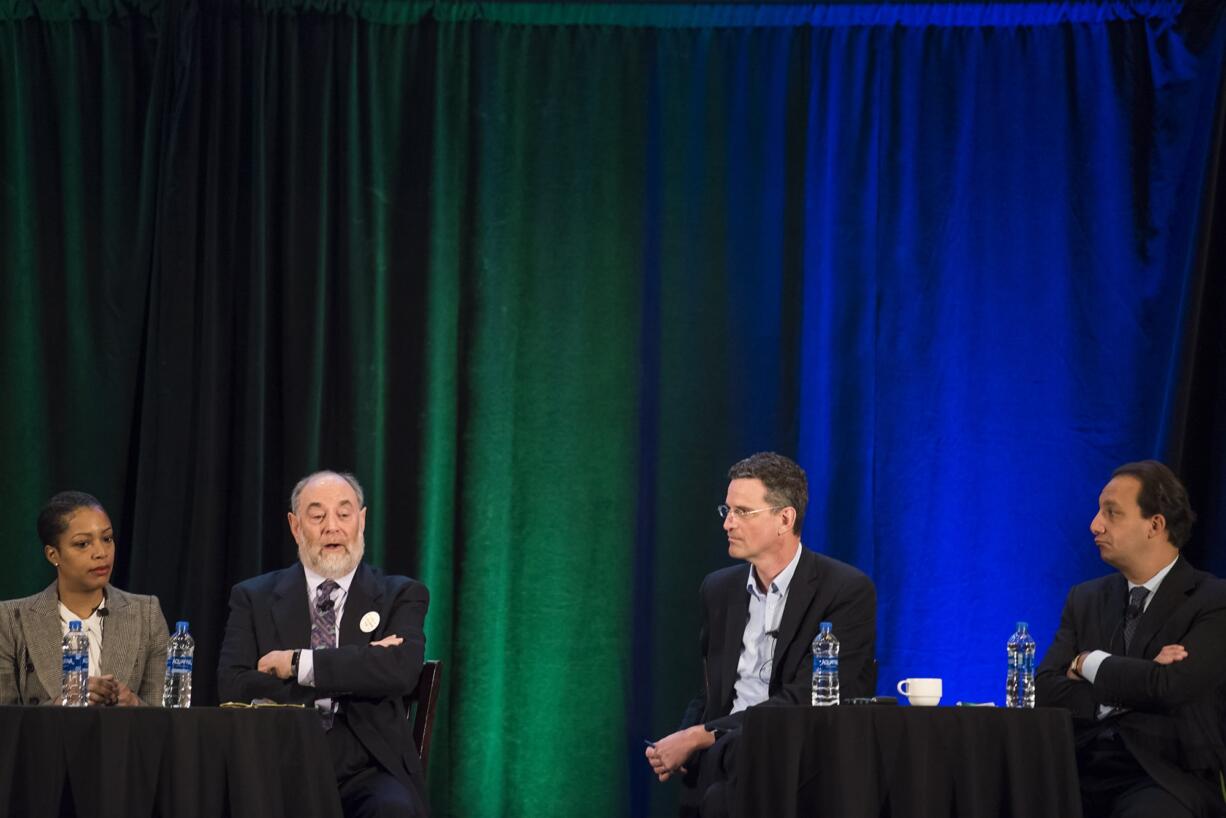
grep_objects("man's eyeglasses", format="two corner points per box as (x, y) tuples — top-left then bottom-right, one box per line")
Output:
(717, 505), (782, 520)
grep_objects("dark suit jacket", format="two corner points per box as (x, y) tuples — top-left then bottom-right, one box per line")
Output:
(1036, 557), (1226, 817)
(680, 547), (878, 734)
(217, 562), (430, 810)
(0, 582), (169, 705)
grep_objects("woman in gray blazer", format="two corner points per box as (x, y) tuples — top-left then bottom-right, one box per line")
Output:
(0, 491), (169, 705)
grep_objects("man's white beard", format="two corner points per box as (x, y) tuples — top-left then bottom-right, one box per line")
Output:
(301, 535), (365, 579)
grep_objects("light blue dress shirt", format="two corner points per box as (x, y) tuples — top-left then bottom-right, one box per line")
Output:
(730, 543), (803, 714)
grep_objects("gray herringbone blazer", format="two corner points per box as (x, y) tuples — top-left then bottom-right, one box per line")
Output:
(0, 582), (170, 705)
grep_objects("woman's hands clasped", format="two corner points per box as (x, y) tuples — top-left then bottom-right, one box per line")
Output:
(87, 675), (141, 706)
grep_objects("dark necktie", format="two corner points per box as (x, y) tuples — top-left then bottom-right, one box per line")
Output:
(1122, 586), (1149, 652)
(310, 580), (339, 728)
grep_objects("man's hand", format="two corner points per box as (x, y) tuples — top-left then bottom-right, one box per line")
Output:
(257, 649), (295, 679)
(1153, 644), (1188, 665)
(644, 725), (716, 783)
(255, 636), (401, 681)
(645, 743), (681, 782)
(1065, 651), (1088, 681)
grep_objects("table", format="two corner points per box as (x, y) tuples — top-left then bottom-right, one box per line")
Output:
(0, 705), (343, 818)
(737, 705), (1083, 818)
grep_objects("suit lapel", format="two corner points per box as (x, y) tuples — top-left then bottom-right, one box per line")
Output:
(340, 564), (381, 646)
(99, 586), (138, 679)
(771, 549), (818, 689)
(1101, 574), (1128, 654)
(1128, 557), (1195, 658)
(22, 583), (66, 698)
(718, 571), (750, 713)
(272, 565), (312, 647)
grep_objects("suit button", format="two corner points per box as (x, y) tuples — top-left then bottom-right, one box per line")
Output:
(30, 697), (39, 705)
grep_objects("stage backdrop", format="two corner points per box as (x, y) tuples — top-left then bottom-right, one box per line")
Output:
(2, 1), (1225, 816)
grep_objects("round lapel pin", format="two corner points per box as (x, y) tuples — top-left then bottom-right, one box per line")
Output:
(359, 611), (380, 633)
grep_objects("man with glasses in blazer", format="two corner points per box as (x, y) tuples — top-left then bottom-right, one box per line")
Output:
(646, 452), (877, 818)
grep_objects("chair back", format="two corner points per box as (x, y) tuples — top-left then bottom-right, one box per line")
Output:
(409, 659), (442, 772)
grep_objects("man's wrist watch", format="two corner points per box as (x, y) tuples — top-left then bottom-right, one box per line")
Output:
(290, 649), (301, 680)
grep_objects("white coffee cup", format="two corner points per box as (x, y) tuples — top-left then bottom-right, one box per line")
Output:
(896, 677), (943, 706)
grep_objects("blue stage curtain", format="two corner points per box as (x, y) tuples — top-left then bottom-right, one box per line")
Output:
(789, 3), (1225, 708)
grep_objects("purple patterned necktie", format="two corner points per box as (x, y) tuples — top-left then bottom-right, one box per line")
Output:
(311, 580), (339, 649)
(310, 580), (339, 728)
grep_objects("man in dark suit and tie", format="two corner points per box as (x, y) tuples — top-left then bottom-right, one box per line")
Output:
(1036, 460), (1226, 818)
(218, 470), (430, 818)
(646, 452), (877, 818)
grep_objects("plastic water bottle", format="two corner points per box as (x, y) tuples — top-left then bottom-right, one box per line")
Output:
(61, 620), (89, 706)
(811, 621), (840, 706)
(162, 621), (194, 708)
(1005, 621), (1036, 708)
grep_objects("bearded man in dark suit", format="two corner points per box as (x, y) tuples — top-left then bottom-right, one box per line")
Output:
(218, 470), (430, 818)
(1037, 460), (1226, 818)
(646, 452), (877, 818)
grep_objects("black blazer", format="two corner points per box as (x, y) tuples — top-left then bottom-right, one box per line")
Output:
(1036, 556), (1226, 817)
(217, 562), (430, 809)
(680, 547), (877, 733)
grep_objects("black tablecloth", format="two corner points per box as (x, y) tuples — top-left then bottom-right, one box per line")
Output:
(0, 705), (343, 818)
(737, 705), (1083, 818)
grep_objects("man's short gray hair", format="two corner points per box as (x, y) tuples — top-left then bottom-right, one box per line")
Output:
(289, 471), (366, 514)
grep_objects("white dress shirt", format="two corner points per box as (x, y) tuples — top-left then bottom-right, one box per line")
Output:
(1081, 555), (1179, 719)
(298, 564), (358, 716)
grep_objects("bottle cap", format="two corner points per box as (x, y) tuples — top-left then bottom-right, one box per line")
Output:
(176, 620), (189, 632)
(820, 621), (832, 631)
(1016, 621), (1028, 630)
(68, 620), (82, 631)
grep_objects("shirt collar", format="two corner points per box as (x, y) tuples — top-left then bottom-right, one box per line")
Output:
(303, 562), (359, 597)
(747, 541), (804, 598)
(58, 597), (104, 632)
(1130, 554), (1179, 595)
